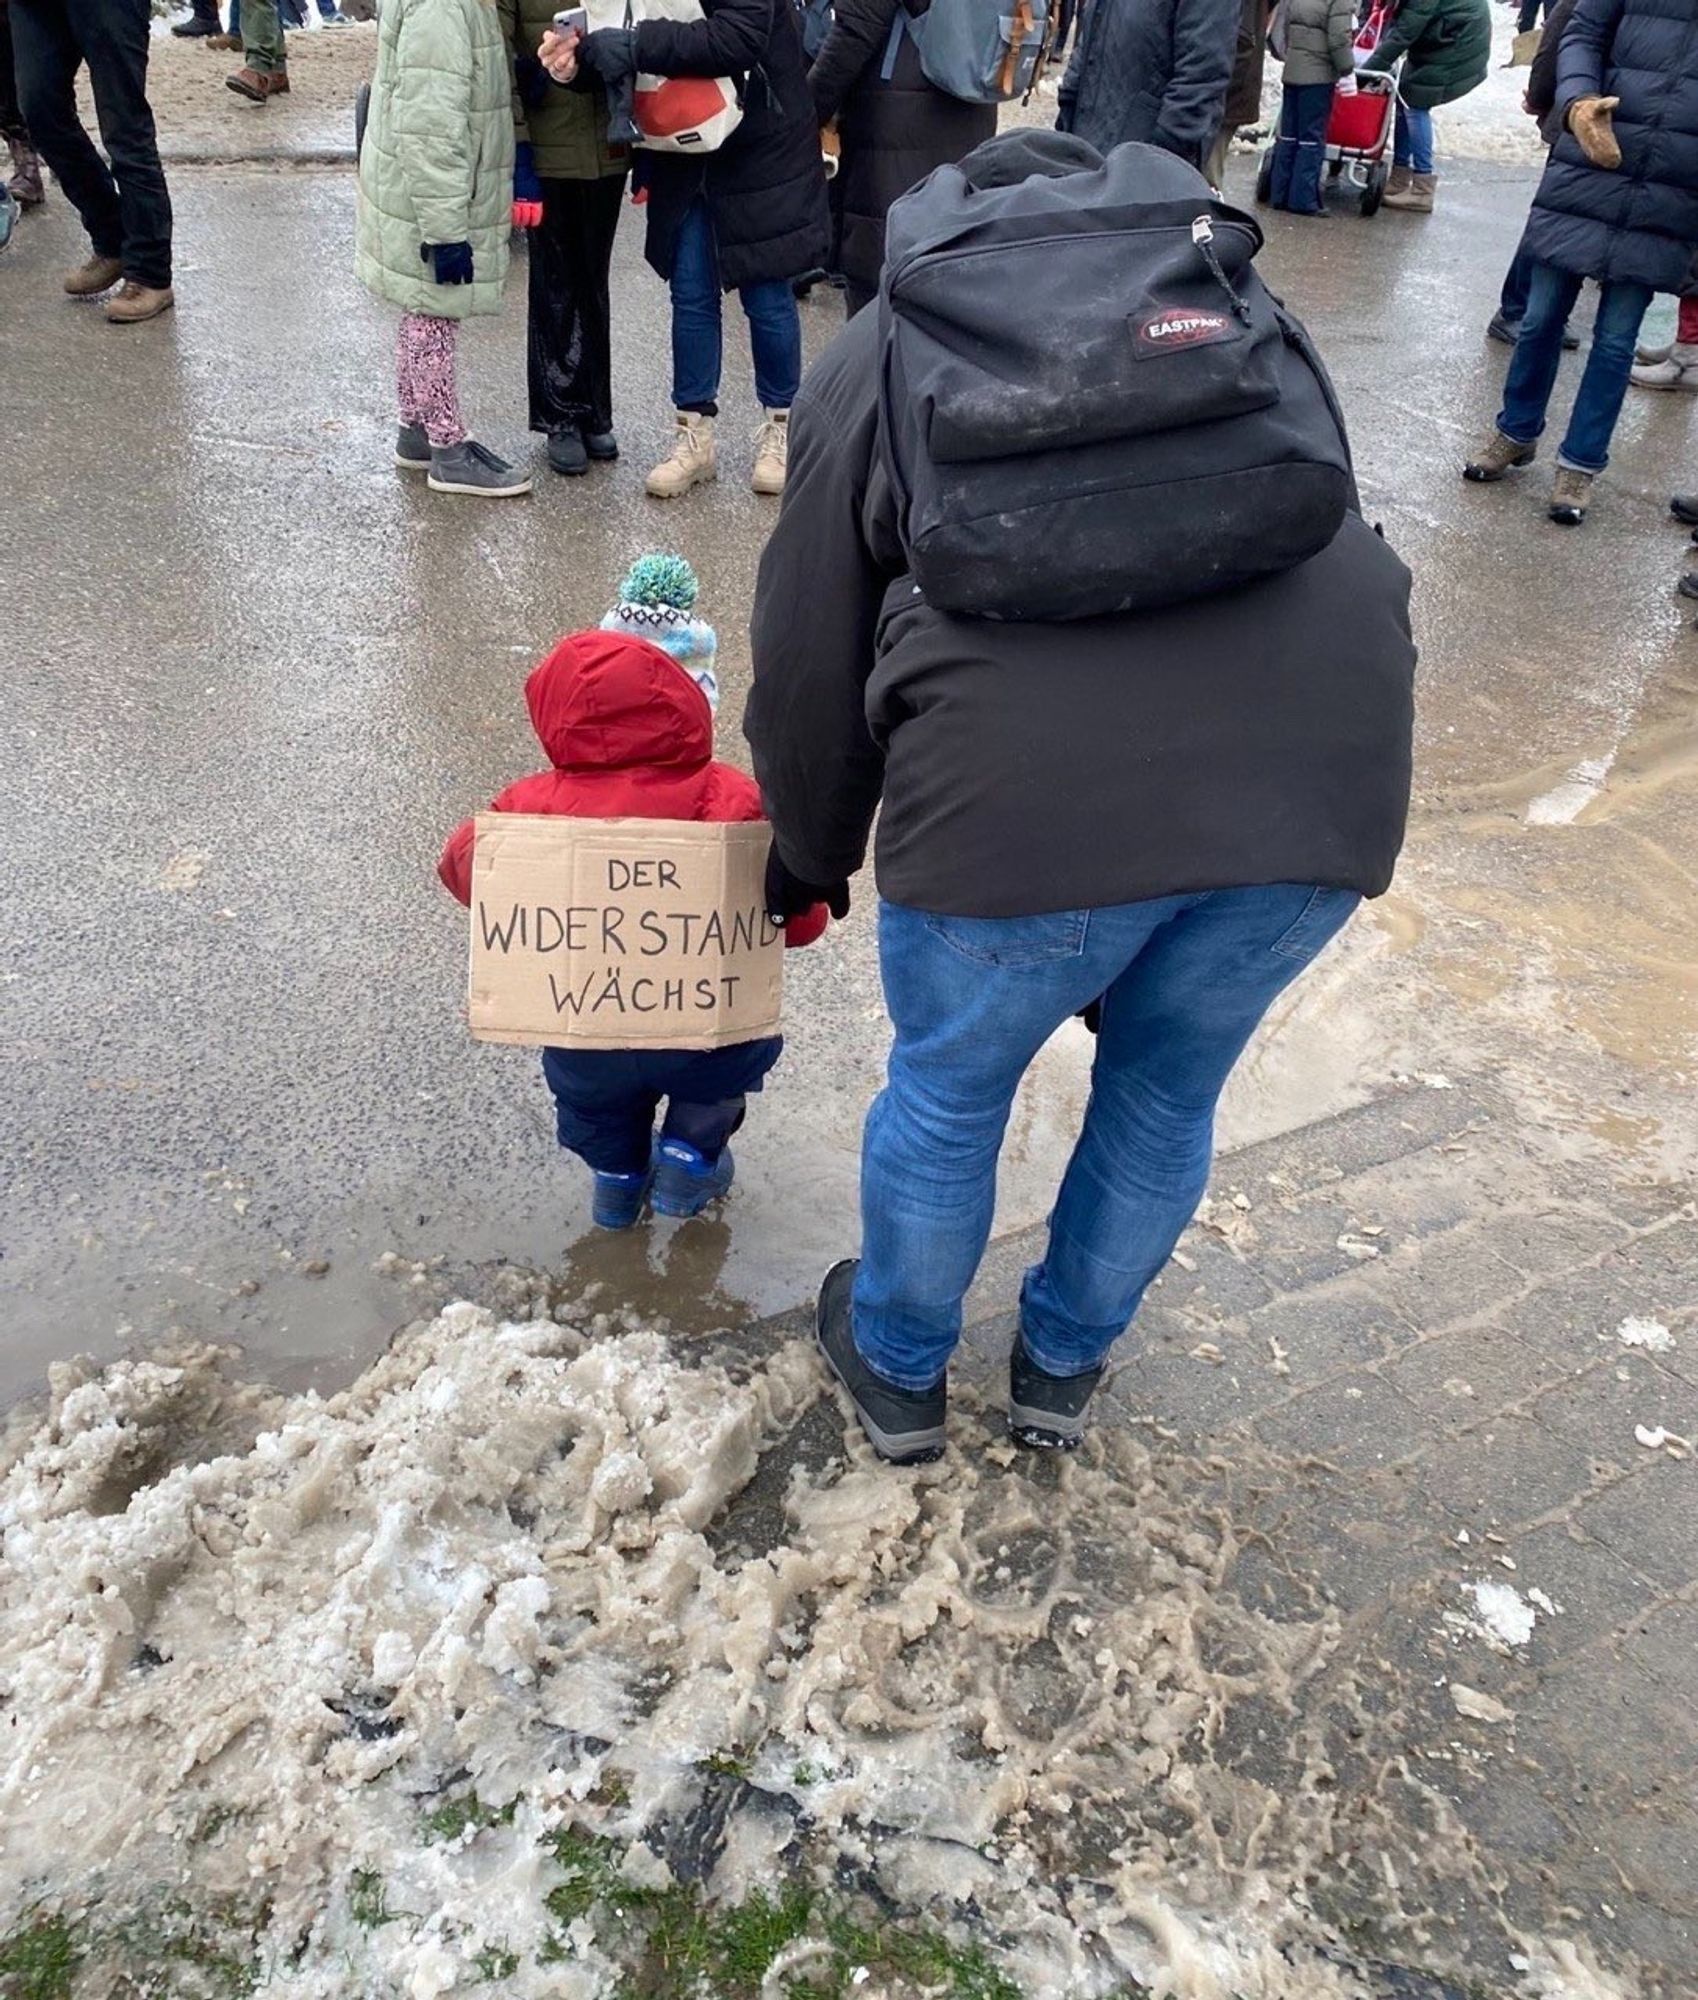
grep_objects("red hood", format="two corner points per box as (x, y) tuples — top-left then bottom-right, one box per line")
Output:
(525, 631), (713, 774)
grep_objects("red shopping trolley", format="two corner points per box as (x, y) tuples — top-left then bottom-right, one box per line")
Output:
(1258, 0), (1401, 217)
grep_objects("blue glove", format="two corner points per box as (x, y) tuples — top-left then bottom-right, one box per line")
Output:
(513, 140), (543, 226)
(420, 240), (475, 285)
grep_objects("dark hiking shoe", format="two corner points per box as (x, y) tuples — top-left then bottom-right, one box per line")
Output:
(8, 137), (45, 205)
(1486, 310), (1519, 346)
(426, 440), (533, 497)
(1670, 492), (1698, 526)
(547, 427), (589, 477)
(815, 1259), (947, 1466)
(172, 8), (218, 31)
(585, 429), (619, 462)
(651, 1140), (734, 1218)
(395, 423), (430, 470)
(1677, 570), (1698, 603)
(1008, 1336), (1104, 1451)
(1463, 430), (1536, 482)
(592, 1166), (652, 1231)
(1548, 465), (1593, 526)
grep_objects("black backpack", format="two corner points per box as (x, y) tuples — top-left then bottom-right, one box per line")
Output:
(876, 141), (1355, 622)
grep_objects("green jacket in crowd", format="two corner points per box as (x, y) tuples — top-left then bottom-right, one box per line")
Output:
(1360, 0), (1490, 109)
(355, 0), (514, 318)
(499, 0), (629, 179)
(1280, 0), (1357, 88)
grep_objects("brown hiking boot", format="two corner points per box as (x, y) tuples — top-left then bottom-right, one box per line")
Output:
(1463, 429), (1536, 483)
(226, 64), (284, 100)
(104, 280), (176, 324)
(1382, 171), (1437, 213)
(6, 135), (44, 206)
(206, 30), (241, 46)
(1548, 466), (1594, 526)
(63, 252), (123, 296)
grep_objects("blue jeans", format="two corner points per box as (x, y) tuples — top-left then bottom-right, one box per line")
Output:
(1269, 82), (1333, 214)
(1393, 102), (1433, 175)
(1498, 262), (1652, 473)
(852, 886), (1360, 1391)
(1500, 236), (1534, 323)
(670, 196), (802, 415)
(540, 1036), (782, 1175)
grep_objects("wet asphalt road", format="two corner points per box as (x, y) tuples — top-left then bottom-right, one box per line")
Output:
(4, 156), (1696, 1405)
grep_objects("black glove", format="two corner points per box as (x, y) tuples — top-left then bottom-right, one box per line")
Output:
(420, 240), (474, 285)
(579, 26), (640, 142)
(765, 846), (850, 925)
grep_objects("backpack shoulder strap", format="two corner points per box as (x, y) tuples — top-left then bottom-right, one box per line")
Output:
(880, 8), (908, 78)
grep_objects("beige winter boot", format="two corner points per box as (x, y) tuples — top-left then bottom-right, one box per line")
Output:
(1383, 163), (1412, 199)
(1382, 171), (1437, 213)
(751, 408), (789, 496)
(646, 413), (717, 499)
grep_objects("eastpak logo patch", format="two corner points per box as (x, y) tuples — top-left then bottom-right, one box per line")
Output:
(1131, 306), (1238, 356)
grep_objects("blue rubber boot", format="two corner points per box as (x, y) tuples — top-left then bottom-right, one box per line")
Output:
(651, 1140), (735, 1219)
(591, 1166), (653, 1231)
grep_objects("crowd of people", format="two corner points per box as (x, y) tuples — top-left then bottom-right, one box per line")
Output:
(3, 0), (1696, 1443)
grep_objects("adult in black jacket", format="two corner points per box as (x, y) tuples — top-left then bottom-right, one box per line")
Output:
(1464, 0), (1698, 525)
(1486, 0), (1581, 343)
(553, 0), (830, 498)
(808, 0), (996, 317)
(746, 130), (1416, 1465)
(1056, 0), (1239, 167)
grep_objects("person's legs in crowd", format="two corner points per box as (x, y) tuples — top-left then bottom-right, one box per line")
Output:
(1465, 259), (1583, 480)
(540, 1049), (664, 1230)
(398, 310), (533, 499)
(650, 196), (721, 498)
(1268, 81), (1332, 215)
(1515, 0), (1548, 36)
(1383, 102), (1436, 210)
(69, 0), (171, 314)
(1631, 291), (1698, 390)
(227, 0), (285, 102)
(0, 0), (45, 205)
(1545, 275), (1653, 521)
(528, 174), (625, 476)
(740, 275), (801, 495)
(828, 887), (1356, 1458)
(1490, 232), (1582, 349)
(652, 1037), (784, 1218)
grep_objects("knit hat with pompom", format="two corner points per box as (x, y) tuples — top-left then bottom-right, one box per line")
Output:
(601, 553), (719, 712)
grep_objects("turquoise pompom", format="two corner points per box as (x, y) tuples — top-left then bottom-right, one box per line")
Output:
(619, 552), (699, 612)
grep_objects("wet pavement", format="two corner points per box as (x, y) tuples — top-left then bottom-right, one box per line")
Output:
(4, 144), (1696, 1418)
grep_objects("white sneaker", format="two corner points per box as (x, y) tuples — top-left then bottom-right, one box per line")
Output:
(751, 408), (789, 496)
(1631, 343), (1698, 390)
(645, 412), (717, 499)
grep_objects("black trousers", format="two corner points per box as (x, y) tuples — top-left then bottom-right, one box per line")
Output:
(528, 173), (625, 436)
(11, 0), (171, 284)
(1, 0), (31, 147)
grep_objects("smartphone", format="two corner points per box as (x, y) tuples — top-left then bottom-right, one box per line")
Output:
(551, 7), (588, 33)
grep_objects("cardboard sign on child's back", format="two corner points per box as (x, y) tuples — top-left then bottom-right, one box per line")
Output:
(467, 815), (784, 1050)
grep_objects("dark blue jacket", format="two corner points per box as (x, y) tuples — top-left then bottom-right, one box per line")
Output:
(1057, 0), (1241, 166)
(1524, 0), (1698, 294)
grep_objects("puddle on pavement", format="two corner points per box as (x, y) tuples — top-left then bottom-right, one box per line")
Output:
(0, 1303), (1651, 1998)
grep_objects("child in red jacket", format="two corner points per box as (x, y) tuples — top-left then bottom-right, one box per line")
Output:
(439, 565), (826, 1230)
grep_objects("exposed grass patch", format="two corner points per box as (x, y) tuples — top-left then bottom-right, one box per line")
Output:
(347, 1870), (400, 1931)
(420, 1794), (517, 1844)
(0, 1915), (82, 2000)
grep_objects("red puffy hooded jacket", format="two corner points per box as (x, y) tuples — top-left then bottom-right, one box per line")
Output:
(438, 631), (828, 948)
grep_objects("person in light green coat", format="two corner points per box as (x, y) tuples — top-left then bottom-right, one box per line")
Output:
(355, 0), (530, 496)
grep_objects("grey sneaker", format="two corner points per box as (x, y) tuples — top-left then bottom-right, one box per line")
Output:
(815, 1259), (947, 1465)
(395, 423), (430, 470)
(426, 439), (533, 498)
(1007, 1336), (1105, 1452)
(1463, 429), (1536, 483)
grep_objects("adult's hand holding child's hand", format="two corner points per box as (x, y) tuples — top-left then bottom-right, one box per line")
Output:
(765, 846), (850, 926)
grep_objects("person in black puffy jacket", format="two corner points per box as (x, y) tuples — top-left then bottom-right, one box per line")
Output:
(1463, 0), (1698, 525)
(1056, 0), (1240, 168)
(544, 0), (830, 499)
(808, 0), (995, 317)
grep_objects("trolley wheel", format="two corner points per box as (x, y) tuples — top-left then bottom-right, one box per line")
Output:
(1361, 160), (1389, 217)
(1255, 149), (1273, 204)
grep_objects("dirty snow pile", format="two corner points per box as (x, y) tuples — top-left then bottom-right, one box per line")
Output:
(0, 1305), (1641, 1998)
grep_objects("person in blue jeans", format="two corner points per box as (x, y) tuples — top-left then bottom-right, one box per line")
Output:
(746, 130), (1417, 1467)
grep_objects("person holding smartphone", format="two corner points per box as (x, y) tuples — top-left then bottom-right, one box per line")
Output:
(503, 0), (631, 477)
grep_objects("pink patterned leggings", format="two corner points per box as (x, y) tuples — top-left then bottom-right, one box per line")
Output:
(396, 312), (467, 448)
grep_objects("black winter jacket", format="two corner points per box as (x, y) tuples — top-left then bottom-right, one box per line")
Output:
(1056, 0), (1241, 165)
(744, 309), (1417, 917)
(1524, 0), (1698, 295)
(808, 0), (996, 297)
(635, 0), (831, 289)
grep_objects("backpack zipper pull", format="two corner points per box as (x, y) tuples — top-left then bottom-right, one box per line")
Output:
(1192, 213), (1253, 327)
